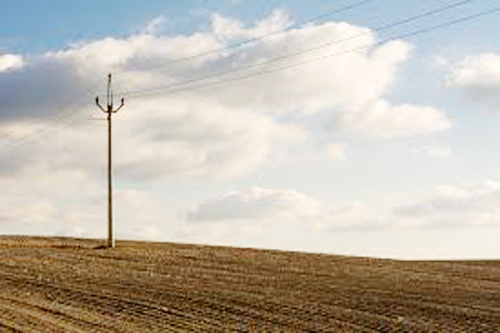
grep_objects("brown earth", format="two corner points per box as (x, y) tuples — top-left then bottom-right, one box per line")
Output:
(0, 237), (499, 332)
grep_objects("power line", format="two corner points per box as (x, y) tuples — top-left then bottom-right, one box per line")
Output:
(11, 1), (370, 112)
(114, 0), (372, 74)
(2, 111), (87, 147)
(118, 0), (475, 99)
(4, 0), (470, 144)
(6, 1), (370, 139)
(126, 7), (497, 99)
(0, 111), (80, 144)
(0, 84), (99, 146)
(1, 1), (491, 148)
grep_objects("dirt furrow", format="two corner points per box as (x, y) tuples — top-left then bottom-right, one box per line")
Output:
(1, 237), (500, 331)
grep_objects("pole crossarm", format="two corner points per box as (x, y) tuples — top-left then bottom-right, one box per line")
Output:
(95, 97), (107, 113)
(94, 73), (125, 249)
(112, 98), (125, 113)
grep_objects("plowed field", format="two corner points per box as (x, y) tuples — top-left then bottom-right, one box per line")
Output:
(0, 237), (499, 332)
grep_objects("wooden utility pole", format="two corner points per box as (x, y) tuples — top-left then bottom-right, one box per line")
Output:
(96, 74), (124, 248)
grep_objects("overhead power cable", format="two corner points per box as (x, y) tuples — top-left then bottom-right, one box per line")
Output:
(3, 111), (88, 147)
(1, 1), (493, 148)
(115, 0), (372, 74)
(0, 84), (99, 146)
(1, 1), (371, 147)
(118, 0), (475, 99)
(124, 6), (500, 100)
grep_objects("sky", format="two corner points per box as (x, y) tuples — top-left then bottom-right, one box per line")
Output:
(1, 0), (500, 259)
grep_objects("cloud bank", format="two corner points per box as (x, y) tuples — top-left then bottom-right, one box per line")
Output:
(0, 11), (451, 183)
(0, 10), (460, 242)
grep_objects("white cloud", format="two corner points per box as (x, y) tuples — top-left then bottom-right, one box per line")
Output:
(116, 189), (152, 207)
(394, 180), (500, 227)
(132, 224), (162, 240)
(186, 187), (392, 232)
(0, 54), (23, 73)
(448, 53), (500, 111)
(435, 56), (449, 67)
(0, 174), (87, 227)
(0, 11), (457, 241)
(326, 144), (347, 161)
(207, 30), (411, 116)
(0, 103), (303, 187)
(187, 187), (324, 222)
(144, 16), (167, 35)
(187, 180), (500, 233)
(212, 9), (292, 42)
(0, 10), (447, 182)
(449, 53), (500, 88)
(332, 100), (451, 138)
(114, 98), (305, 180)
(410, 145), (452, 159)
(0, 199), (56, 225)
(327, 202), (388, 231)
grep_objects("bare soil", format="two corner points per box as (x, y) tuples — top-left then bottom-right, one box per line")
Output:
(0, 236), (499, 332)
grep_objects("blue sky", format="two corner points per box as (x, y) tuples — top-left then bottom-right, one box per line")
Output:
(3, 0), (498, 52)
(2, 0), (500, 259)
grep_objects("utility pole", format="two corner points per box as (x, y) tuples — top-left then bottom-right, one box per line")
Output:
(96, 74), (124, 248)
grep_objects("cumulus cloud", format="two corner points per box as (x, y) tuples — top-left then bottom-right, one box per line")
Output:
(2, 6), (490, 254)
(0, 171), (175, 242)
(0, 173), (92, 226)
(448, 53), (500, 111)
(187, 187), (324, 222)
(187, 180), (500, 232)
(394, 180), (500, 227)
(0, 10), (449, 183)
(410, 145), (452, 159)
(326, 144), (347, 161)
(186, 187), (391, 232)
(212, 9), (292, 42)
(114, 98), (305, 180)
(144, 16), (167, 35)
(449, 53), (500, 88)
(0, 8), (455, 242)
(332, 99), (451, 138)
(0, 199), (55, 225)
(0, 100), (304, 181)
(0, 54), (23, 73)
(0, 56), (93, 119)
(3, 12), (352, 183)
(206, 30), (411, 116)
